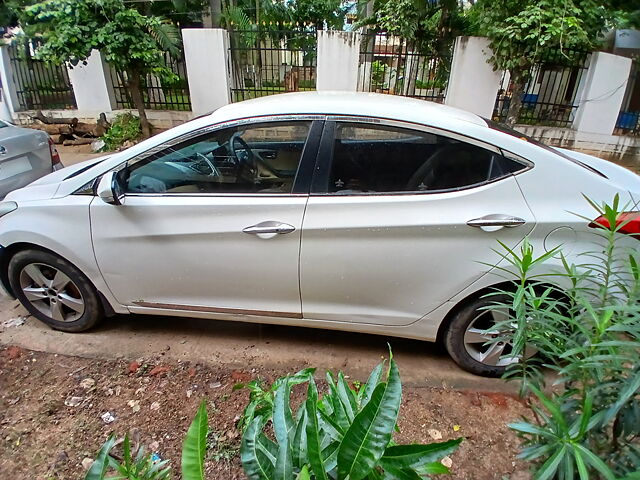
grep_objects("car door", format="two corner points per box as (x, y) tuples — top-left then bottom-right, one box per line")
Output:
(299, 118), (536, 326)
(90, 118), (322, 318)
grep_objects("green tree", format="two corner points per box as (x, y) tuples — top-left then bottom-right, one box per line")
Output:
(358, 0), (468, 56)
(473, 0), (609, 126)
(0, 0), (36, 29)
(21, 0), (181, 138)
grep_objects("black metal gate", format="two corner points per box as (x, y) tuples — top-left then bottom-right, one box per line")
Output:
(8, 41), (76, 111)
(229, 28), (317, 102)
(109, 52), (191, 111)
(357, 33), (452, 103)
(492, 49), (590, 127)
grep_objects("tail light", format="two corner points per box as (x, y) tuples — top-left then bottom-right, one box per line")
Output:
(48, 137), (62, 170)
(589, 212), (640, 237)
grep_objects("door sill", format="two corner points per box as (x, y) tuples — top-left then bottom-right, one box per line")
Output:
(132, 301), (302, 319)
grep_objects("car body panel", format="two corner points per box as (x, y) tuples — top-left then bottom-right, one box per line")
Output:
(300, 177), (535, 325)
(0, 122), (54, 198)
(90, 194), (307, 315)
(0, 194), (128, 313)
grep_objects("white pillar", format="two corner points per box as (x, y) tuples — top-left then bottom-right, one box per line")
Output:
(445, 36), (502, 117)
(67, 50), (115, 113)
(183, 28), (231, 115)
(0, 46), (19, 120)
(317, 31), (361, 91)
(573, 52), (632, 135)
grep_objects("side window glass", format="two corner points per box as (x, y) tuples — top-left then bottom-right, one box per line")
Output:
(326, 123), (519, 194)
(121, 121), (311, 194)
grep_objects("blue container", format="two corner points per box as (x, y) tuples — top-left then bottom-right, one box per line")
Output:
(617, 112), (638, 130)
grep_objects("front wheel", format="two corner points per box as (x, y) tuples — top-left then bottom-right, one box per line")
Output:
(8, 249), (104, 332)
(443, 294), (535, 377)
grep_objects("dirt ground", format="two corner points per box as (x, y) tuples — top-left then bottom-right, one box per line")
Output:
(0, 345), (532, 480)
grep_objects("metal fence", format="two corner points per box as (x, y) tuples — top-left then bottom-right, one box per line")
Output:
(109, 52), (191, 111)
(492, 49), (590, 127)
(229, 29), (317, 102)
(357, 33), (452, 103)
(7, 41), (76, 111)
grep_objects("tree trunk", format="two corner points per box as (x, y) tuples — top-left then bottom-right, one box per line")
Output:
(505, 67), (527, 127)
(209, 0), (222, 28)
(128, 69), (151, 139)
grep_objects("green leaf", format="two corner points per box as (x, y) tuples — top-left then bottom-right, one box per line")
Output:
(305, 379), (329, 480)
(273, 381), (294, 480)
(336, 371), (357, 421)
(573, 444), (615, 480)
(417, 461), (451, 474)
(241, 416), (274, 480)
(181, 399), (208, 480)
(292, 406), (309, 469)
(337, 359), (402, 480)
(381, 464), (423, 480)
(573, 447), (589, 480)
(85, 435), (116, 480)
(297, 465), (311, 480)
(534, 445), (566, 480)
(359, 361), (384, 407)
(380, 439), (462, 469)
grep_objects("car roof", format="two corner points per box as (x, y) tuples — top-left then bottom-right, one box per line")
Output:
(208, 91), (488, 129)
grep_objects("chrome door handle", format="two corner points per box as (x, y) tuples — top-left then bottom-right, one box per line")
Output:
(467, 214), (526, 228)
(243, 221), (296, 235)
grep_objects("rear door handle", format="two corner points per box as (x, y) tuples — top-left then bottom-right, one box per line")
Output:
(467, 214), (526, 228)
(243, 221), (296, 235)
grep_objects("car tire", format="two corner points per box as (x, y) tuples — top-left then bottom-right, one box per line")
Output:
(443, 294), (516, 378)
(8, 249), (104, 332)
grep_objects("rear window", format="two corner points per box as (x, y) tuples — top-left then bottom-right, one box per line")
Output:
(485, 119), (607, 178)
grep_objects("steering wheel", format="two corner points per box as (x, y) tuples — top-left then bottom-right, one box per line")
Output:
(194, 152), (220, 177)
(230, 133), (258, 171)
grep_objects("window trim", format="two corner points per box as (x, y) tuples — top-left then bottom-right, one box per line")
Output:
(77, 115), (326, 197)
(310, 116), (532, 197)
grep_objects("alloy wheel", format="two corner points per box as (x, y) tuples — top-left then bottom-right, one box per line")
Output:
(463, 308), (536, 367)
(19, 262), (85, 322)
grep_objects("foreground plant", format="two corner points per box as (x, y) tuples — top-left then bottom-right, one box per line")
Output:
(86, 400), (207, 480)
(236, 352), (461, 479)
(85, 433), (171, 480)
(488, 195), (640, 479)
(101, 113), (142, 152)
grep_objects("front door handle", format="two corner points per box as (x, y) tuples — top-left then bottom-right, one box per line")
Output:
(243, 221), (296, 235)
(467, 214), (526, 228)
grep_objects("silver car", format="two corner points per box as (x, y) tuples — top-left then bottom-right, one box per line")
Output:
(0, 119), (62, 198)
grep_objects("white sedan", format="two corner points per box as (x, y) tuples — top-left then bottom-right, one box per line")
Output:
(0, 92), (637, 376)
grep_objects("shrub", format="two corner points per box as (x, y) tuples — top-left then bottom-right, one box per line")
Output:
(84, 433), (171, 480)
(236, 352), (461, 479)
(488, 195), (640, 479)
(100, 113), (142, 152)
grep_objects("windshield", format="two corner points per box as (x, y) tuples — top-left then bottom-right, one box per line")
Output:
(0, 120), (8, 128)
(485, 119), (606, 178)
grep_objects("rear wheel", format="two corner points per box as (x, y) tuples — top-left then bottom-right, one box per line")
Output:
(443, 294), (535, 377)
(8, 249), (103, 332)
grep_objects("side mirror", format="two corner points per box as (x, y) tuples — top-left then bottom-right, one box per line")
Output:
(97, 171), (125, 205)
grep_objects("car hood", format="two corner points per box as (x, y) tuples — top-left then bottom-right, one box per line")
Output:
(5, 156), (109, 202)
